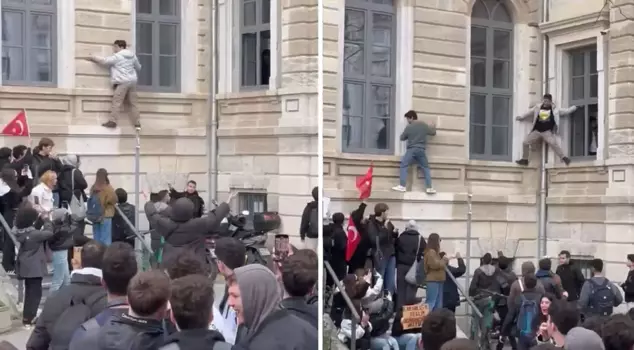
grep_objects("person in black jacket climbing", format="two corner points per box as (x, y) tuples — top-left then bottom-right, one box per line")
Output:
(144, 191), (234, 269)
(367, 202), (397, 296)
(299, 186), (319, 251)
(168, 180), (205, 219)
(324, 212), (348, 288)
(395, 220), (425, 309)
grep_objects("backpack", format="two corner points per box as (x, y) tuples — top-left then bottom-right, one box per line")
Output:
(308, 207), (319, 238)
(516, 294), (538, 338)
(50, 290), (107, 350)
(369, 297), (394, 337)
(86, 195), (104, 223)
(588, 279), (615, 316)
(69, 169), (87, 222)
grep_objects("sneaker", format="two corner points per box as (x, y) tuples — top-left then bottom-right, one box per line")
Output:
(102, 121), (117, 128)
(515, 159), (529, 166)
(562, 157), (571, 165)
(391, 185), (406, 192)
(425, 188), (436, 194)
(134, 122), (141, 130)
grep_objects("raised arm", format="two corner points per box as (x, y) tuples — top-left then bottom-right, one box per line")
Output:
(426, 122), (437, 136)
(144, 202), (172, 231)
(558, 105), (578, 116)
(516, 106), (536, 121)
(90, 54), (121, 67)
(399, 124), (410, 141)
(201, 202), (231, 234)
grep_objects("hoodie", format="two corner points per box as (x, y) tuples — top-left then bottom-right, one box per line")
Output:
(468, 264), (500, 297)
(508, 262), (546, 305)
(300, 200), (319, 240)
(169, 188), (204, 218)
(93, 49), (141, 85)
(160, 329), (229, 350)
(57, 155), (88, 205)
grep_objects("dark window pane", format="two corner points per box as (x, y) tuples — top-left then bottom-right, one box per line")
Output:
(241, 33), (257, 86)
(159, 24), (177, 55)
(2, 48), (25, 81)
(159, 0), (177, 16)
(262, 0), (270, 24)
(367, 118), (389, 150)
(590, 51), (597, 72)
(138, 54), (152, 85)
(493, 60), (509, 88)
(589, 104), (598, 156)
(260, 31), (270, 85)
(569, 106), (586, 157)
(343, 82), (364, 116)
(243, 0), (256, 26)
(32, 0), (53, 4)
(371, 85), (390, 118)
(470, 94), (486, 124)
(470, 125), (486, 154)
(471, 58), (486, 87)
(571, 52), (584, 76)
(472, 0), (489, 19)
(572, 77), (584, 100)
(31, 14), (52, 49)
(491, 126), (509, 155)
(159, 56), (176, 87)
(372, 13), (392, 47)
(492, 3), (511, 22)
(342, 115), (363, 149)
(2, 11), (24, 46)
(137, 0), (152, 14)
(371, 45), (390, 77)
(344, 43), (364, 75)
(590, 74), (598, 98)
(136, 22), (153, 54)
(31, 48), (51, 82)
(492, 96), (510, 126)
(345, 10), (365, 42)
(373, 0), (393, 4)
(471, 26), (486, 57)
(493, 30), (510, 59)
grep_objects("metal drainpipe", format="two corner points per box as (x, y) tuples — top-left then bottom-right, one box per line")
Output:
(538, 0), (550, 258)
(208, 0), (219, 204)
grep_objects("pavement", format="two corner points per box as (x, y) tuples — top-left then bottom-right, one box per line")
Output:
(0, 280), (227, 349)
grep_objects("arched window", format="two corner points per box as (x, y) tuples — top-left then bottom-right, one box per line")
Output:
(470, 0), (513, 160)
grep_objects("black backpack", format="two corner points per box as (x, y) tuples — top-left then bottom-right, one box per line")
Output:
(369, 298), (394, 337)
(588, 279), (615, 316)
(50, 290), (107, 350)
(308, 207), (319, 238)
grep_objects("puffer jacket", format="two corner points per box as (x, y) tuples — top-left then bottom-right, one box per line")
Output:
(94, 49), (141, 85)
(366, 216), (396, 259)
(47, 216), (76, 251)
(469, 264), (501, 298)
(144, 198), (229, 268)
(15, 223), (55, 279)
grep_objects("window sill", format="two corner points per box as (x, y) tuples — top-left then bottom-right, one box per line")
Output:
(0, 86), (208, 99)
(545, 158), (604, 170)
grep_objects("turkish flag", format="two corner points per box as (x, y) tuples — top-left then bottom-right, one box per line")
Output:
(1, 110), (30, 137)
(356, 165), (373, 200)
(345, 216), (360, 262)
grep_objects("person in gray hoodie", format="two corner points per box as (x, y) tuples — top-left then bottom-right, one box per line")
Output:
(89, 39), (142, 129)
(578, 258), (623, 317)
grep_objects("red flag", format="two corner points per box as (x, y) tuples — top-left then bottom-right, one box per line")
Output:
(1, 110), (30, 137)
(356, 165), (373, 200)
(345, 216), (360, 262)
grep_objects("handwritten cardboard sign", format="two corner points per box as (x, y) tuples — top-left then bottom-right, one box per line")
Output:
(401, 303), (429, 330)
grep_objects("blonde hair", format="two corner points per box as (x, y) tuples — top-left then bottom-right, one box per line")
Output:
(40, 170), (57, 187)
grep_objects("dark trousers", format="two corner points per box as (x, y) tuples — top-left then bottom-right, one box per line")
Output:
(22, 277), (42, 324)
(396, 263), (418, 310)
(1, 209), (16, 271)
(496, 304), (518, 349)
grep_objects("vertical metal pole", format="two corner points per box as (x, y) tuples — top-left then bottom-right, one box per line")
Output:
(465, 192), (473, 321)
(207, 0), (219, 205)
(134, 129), (142, 269)
(538, 145), (547, 258)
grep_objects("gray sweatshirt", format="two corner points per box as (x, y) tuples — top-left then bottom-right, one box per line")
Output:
(93, 49), (141, 85)
(400, 121), (436, 149)
(578, 276), (623, 312)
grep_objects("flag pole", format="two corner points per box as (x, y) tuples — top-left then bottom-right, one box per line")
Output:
(23, 108), (32, 145)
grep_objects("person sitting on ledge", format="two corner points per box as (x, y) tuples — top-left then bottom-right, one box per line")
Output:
(515, 93), (575, 166)
(392, 110), (436, 194)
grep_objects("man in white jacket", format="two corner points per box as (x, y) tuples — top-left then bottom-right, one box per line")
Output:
(89, 40), (142, 129)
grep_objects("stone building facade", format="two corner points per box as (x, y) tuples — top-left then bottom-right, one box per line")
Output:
(0, 0), (318, 240)
(323, 0), (634, 282)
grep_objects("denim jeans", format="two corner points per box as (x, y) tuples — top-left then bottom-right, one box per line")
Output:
(93, 218), (113, 246)
(425, 281), (444, 310)
(371, 335), (399, 350)
(394, 333), (420, 350)
(399, 148), (432, 188)
(376, 255), (396, 294)
(50, 250), (70, 293)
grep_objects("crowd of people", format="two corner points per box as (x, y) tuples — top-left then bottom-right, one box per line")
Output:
(324, 198), (634, 350)
(0, 137), (318, 349)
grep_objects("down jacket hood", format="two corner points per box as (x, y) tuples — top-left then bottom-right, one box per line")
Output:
(171, 197), (195, 223)
(479, 264), (497, 276)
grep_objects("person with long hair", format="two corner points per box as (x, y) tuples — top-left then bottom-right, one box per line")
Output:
(89, 168), (117, 245)
(29, 170), (57, 215)
(0, 166), (33, 272)
(423, 233), (446, 311)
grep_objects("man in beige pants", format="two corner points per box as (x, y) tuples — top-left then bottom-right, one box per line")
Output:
(515, 93), (576, 166)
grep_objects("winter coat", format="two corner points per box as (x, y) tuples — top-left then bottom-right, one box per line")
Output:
(112, 202), (135, 245)
(556, 262), (586, 301)
(169, 188), (204, 218)
(57, 165), (88, 205)
(394, 229), (425, 267)
(47, 217), (76, 251)
(144, 198), (229, 268)
(93, 49), (141, 85)
(366, 216), (396, 259)
(15, 223), (55, 278)
(444, 258), (466, 308)
(536, 269), (564, 299)
(622, 270), (634, 303)
(300, 200), (318, 240)
(31, 151), (62, 179)
(469, 264), (502, 298)
(423, 249), (445, 282)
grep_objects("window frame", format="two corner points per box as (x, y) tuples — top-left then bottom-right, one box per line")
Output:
(469, 0), (514, 161)
(238, 0), (271, 90)
(342, 0), (397, 155)
(135, 0), (181, 93)
(567, 46), (598, 160)
(1, 0), (57, 87)
(238, 192), (268, 213)
(569, 257), (593, 280)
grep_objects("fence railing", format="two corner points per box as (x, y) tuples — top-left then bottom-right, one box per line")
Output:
(0, 212), (21, 319)
(114, 204), (154, 270)
(324, 261), (360, 350)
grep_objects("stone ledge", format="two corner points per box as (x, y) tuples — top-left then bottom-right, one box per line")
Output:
(217, 126), (317, 137)
(547, 195), (634, 205)
(216, 87), (317, 101)
(0, 86), (207, 100)
(325, 189), (538, 205)
(325, 153), (538, 170)
(21, 124), (207, 137)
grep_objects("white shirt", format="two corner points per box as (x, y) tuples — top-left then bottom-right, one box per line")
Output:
(29, 183), (54, 214)
(210, 303), (238, 344)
